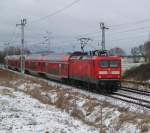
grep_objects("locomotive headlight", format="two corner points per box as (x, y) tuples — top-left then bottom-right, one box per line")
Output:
(112, 71), (120, 74)
(99, 71), (108, 74)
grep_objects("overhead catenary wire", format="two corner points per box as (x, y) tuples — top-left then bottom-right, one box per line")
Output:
(26, 31), (148, 49)
(30, 0), (81, 24)
(26, 1), (150, 51)
(109, 17), (150, 28)
(81, 24), (150, 36)
(9, 27), (21, 45)
(76, 16), (150, 38)
(9, 27), (17, 43)
(24, 0), (82, 50)
(9, 0), (150, 52)
(24, 0), (82, 41)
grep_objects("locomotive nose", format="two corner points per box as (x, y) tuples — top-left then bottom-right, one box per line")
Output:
(97, 59), (121, 79)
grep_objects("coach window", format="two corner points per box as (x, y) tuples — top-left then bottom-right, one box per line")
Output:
(100, 60), (109, 67)
(110, 60), (120, 68)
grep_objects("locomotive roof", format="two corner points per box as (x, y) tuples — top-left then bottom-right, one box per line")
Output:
(70, 51), (121, 60)
(70, 55), (121, 60)
(94, 56), (121, 60)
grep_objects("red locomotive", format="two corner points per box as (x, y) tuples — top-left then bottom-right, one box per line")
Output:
(5, 50), (122, 93)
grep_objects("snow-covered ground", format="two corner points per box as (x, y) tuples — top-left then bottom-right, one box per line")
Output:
(0, 86), (98, 133)
(41, 78), (150, 114)
(1, 69), (150, 133)
(15, 81), (150, 133)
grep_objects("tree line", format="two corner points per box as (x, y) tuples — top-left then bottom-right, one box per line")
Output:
(0, 46), (30, 64)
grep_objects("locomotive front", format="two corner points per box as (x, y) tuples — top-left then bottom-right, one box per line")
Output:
(94, 56), (121, 93)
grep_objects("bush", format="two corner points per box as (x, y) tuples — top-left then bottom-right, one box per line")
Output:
(123, 63), (150, 81)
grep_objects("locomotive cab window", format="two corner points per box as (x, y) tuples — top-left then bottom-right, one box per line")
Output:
(100, 60), (120, 68)
(110, 60), (120, 68)
(100, 60), (109, 67)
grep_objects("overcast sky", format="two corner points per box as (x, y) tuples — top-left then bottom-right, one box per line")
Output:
(1, 0), (150, 53)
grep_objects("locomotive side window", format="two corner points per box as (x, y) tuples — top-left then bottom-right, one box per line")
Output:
(100, 60), (109, 67)
(110, 60), (120, 68)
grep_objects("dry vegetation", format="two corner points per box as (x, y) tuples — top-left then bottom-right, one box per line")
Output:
(0, 68), (150, 131)
(123, 63), (150, 81)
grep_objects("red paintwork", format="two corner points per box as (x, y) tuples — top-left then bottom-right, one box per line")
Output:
(94, 56), (121, 79)
(69, 55), (121, 83)
(5, 53), (122, 84)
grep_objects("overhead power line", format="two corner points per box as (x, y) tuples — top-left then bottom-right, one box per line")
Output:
(110, 25), (150, 34)
(9, 27), (17, 43)
(30, 0), (81, 23)
(76, 24), (150, 39)
(75, 23), (150, 39)
(109, 34), (148, 42)
(110, 18), (150, 28)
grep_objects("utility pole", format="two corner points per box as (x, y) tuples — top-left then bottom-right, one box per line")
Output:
(78, 37), (92, 52)
(44, 31), (52, 53)
(4, 42), (9, 69)
(16, 18), (27, 74)
(4, 42), (9, 57)
(100, 22), (109, 50)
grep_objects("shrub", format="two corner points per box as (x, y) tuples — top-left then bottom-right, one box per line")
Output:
(123, 63), (150, 81)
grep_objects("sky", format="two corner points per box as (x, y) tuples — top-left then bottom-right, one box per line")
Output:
(0, 0), (150, 54)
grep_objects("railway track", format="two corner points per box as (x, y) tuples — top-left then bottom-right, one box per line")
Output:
(111, 85), (150, 109)
(109, 91), (150, 109)
(120, 86), (150, 96)
(1, 67), (150, 110)
(26, 72), (150, 110)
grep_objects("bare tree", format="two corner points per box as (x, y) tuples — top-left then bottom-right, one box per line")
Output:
(0, 51), (5, 64)
(139, 45), (145, 56)
(139, 45), (146, 62)
(0, 46), (30, 64)
(144, 41), (150, 62)
(109, 47), (126, 56)
(131, 47), (141, 63)
(4, 46), (30, 55)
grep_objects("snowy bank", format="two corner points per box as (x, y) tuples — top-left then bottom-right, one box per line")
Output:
(0, 86), (97, 133)
(1, 69), (150, 132)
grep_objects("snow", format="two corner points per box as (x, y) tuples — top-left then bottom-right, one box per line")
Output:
(23, 74), (149, 114)
(0, 86), (98, 133)
(104, 108), (121, 127)
(117, 89), (150, 102)
(119, 123), (140, 133)
(18, 83), (41, 91)
(47, 91), (58, 104)
(1, 69), (150, 132)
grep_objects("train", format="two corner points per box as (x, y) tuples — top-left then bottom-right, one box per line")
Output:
(4, 50), (122, 93)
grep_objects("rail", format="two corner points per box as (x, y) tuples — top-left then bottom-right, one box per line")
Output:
(122, 79), (150, 87)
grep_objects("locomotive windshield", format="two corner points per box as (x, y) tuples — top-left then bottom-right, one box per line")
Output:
(110, 60), (120, 67)
(100, 60), (109, 67)
(100, 60), (120, 68)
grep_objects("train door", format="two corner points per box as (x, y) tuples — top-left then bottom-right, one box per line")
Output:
(60, 63), (69, 78)
(39, 61), (46, 73)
